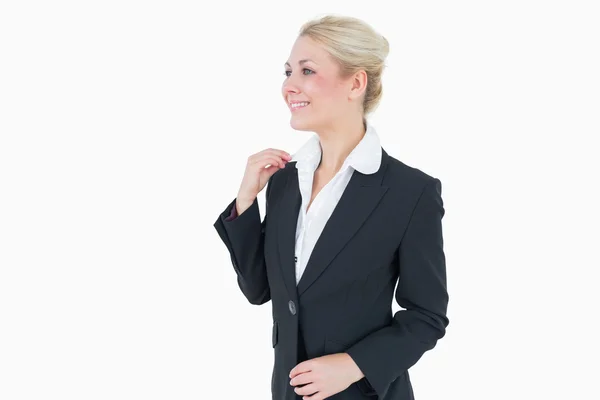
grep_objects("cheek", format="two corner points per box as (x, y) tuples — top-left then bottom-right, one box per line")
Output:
(307, 76), (337, 101)
(281, 75), (339, 105)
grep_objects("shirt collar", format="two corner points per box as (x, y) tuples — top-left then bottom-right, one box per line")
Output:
(290, 120), (382, 175)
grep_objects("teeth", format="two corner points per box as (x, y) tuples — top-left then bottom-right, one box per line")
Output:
(291, 102), (309, 108)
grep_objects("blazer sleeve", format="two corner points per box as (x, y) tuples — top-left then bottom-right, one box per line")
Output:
(212, 175), (275, 305)
(225, 201), (238, 221)
(345, 178), (449, 398)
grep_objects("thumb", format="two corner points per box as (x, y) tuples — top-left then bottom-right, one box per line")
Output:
(264, 165), (279, 176)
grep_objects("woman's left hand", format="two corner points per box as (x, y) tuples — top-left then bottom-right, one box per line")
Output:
(289, 353), (364, 399)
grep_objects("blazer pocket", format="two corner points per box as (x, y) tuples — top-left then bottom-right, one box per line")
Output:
(272, 321), (278, 347)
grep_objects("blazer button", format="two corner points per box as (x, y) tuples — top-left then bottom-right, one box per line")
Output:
(288, 300), (296, 315)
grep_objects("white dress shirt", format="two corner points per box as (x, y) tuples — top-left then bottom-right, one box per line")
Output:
(290, 121), (382, 285)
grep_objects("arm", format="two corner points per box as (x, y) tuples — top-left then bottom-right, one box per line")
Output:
(345, 178), (449, 398)
(213, 175), (275, 305)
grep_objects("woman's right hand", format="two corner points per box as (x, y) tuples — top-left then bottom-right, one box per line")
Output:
(236, 148), (292, 213)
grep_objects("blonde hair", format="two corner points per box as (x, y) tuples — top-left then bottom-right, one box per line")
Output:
(299, 14), (390, 116)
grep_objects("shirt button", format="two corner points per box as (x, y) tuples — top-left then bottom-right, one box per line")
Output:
(294, 256), (297, 262)
(288, 300), (296, 315)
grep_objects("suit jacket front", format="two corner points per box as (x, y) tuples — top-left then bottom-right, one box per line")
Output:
(213, 148), (449, 400)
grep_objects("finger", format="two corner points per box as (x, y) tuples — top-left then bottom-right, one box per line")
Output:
(261, 153), (289, 168)
(261, 148), (292, 161)
(290, 362), (312, 379)
(264, 165), (278, 175)
(251, 155), (284, 169)
(303, 389), (327, 400)
(294, 383), (319, 397)
(290, 371), (314, 387)
(261, 156), (286, 169)
(249, 151), (290, 168)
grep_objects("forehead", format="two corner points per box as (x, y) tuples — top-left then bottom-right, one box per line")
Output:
(285, 36), (330, 66)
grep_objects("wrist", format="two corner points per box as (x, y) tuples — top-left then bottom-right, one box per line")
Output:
(236, 194), (255, 205)
(344, 353), (364, 382)
(235, 197), (255, 215)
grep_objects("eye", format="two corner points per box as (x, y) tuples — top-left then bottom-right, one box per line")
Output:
(284, 68), (314, 77)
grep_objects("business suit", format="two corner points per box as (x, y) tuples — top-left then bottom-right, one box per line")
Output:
(213, 148), (449, 399)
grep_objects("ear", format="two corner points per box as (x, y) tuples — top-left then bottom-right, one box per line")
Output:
(348, 70), (368, 101)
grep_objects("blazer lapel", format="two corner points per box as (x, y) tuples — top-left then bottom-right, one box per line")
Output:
(277, 149), (391, 299)
(276, 167), (302, 300)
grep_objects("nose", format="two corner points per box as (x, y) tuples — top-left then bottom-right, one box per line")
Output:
(283, 82), (299, 96)
(283, 73), (301, 96)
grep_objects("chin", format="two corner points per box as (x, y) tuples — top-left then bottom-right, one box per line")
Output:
(290, 116), (315, 132)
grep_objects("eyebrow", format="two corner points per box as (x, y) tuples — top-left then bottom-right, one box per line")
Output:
(284, 59), (316, 67)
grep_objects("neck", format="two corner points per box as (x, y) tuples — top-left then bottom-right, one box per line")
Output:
(315, 116), (366, 175)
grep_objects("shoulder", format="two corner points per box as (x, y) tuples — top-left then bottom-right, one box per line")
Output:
(383, 149), (441, 194)
(382, 150), (444, 220)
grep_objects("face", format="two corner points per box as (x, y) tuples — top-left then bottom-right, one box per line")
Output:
(282, 36), (364, 132)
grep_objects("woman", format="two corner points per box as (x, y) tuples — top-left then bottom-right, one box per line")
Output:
(213, 15), (449, 400)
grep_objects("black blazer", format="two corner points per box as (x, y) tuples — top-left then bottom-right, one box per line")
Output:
(213, 148), (449, 400)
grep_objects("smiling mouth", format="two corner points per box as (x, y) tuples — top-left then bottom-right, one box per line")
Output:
(290, 102), (310, 111)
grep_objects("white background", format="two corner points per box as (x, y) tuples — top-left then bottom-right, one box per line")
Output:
(1, 1), (599, 399)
